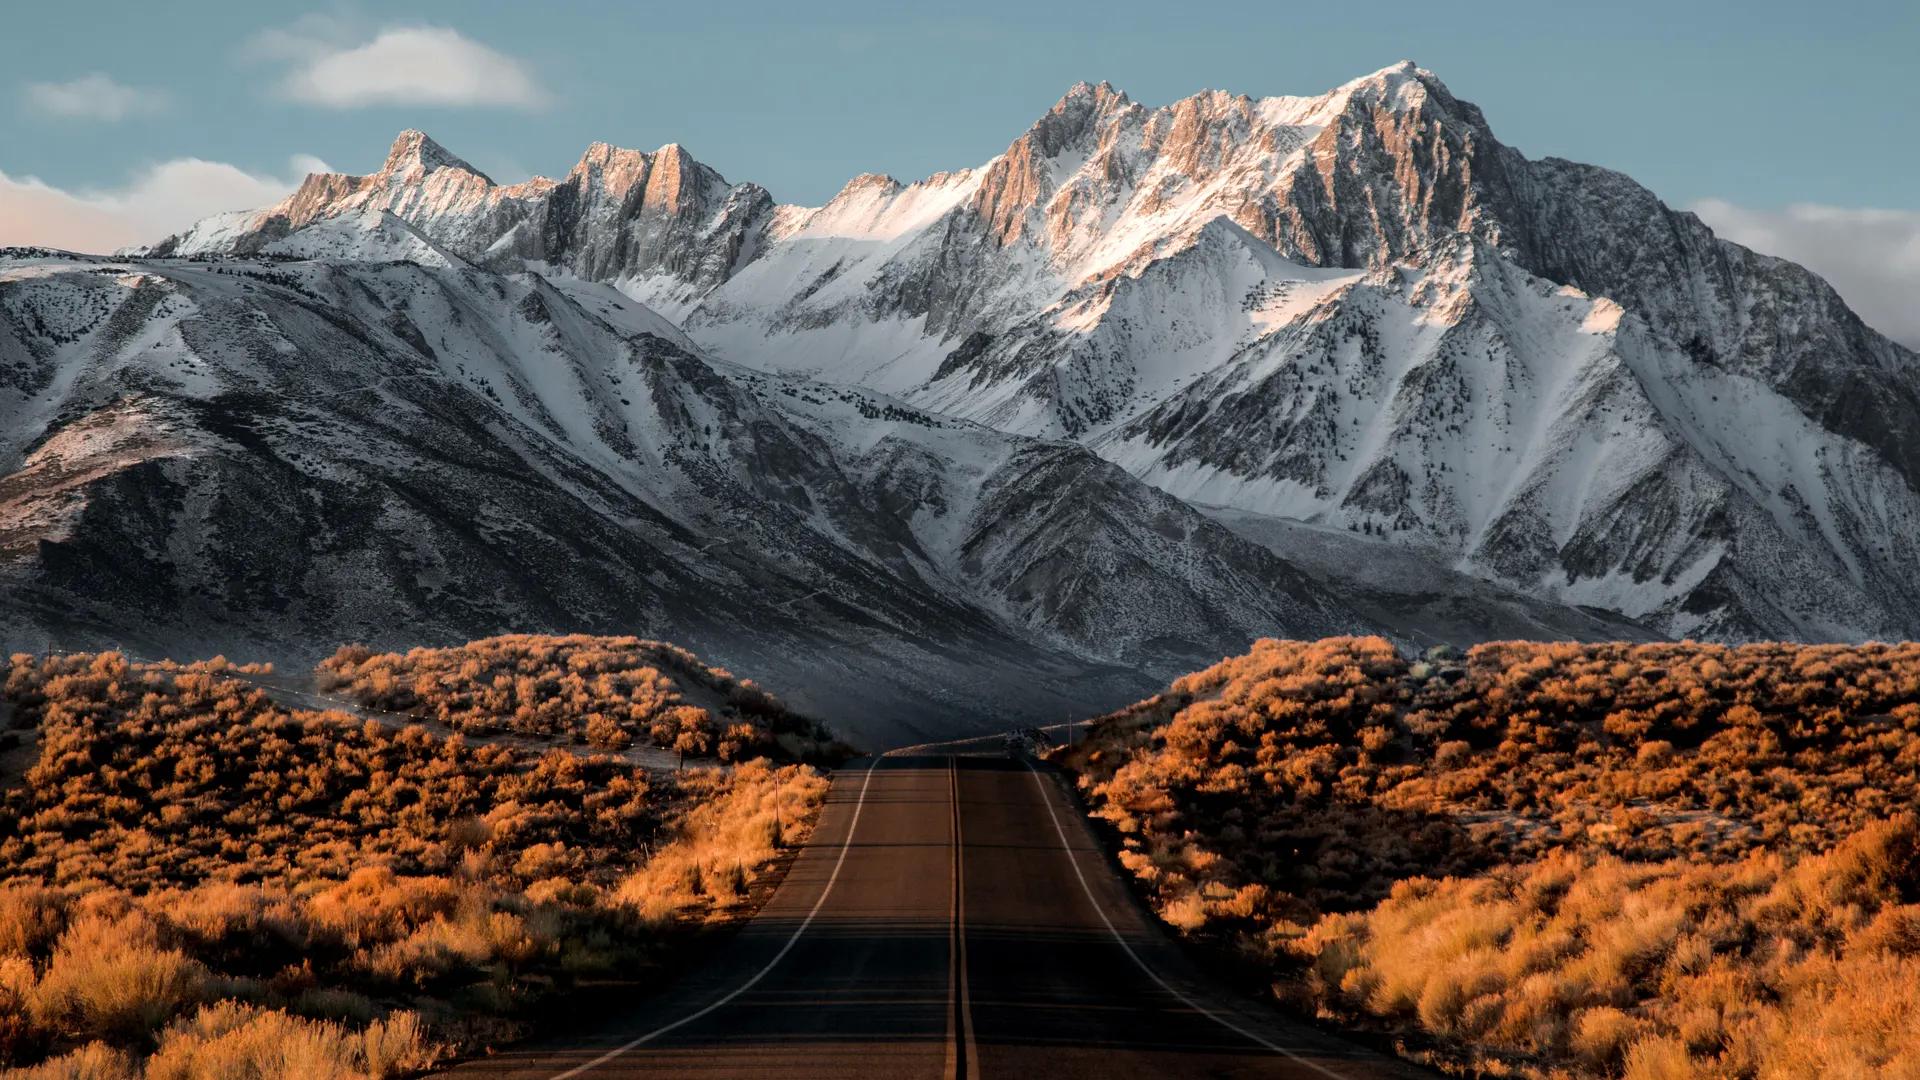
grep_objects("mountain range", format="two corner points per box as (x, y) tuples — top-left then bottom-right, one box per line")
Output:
(6, 61), (1914, 742)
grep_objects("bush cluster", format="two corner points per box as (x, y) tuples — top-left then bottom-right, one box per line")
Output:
(317, 635), (842, 764)
(1062, 638), (1920, 1078)
(0, 650), (828, 1076)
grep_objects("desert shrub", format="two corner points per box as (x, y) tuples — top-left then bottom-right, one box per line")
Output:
(313, 635), (842, 762)
(142, 1001), (430, 1080)
(4, 1042), (137, 1080)
(615, 761), (828, 924)
(0, 656), (671, 890)
(29, 912), (207, 1044)
(1062, 638), (1920, 1077)
(0, 888), (66, 961)
(0, 649), (830, 1075)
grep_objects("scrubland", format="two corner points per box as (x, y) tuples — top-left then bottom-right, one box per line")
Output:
(0, 647), (831, 1077)
(1058, 638), (1920, 1079)
(317, 635), (846, 764)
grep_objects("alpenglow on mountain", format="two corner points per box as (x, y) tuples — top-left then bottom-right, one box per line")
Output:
(4, 62), (1913, 735)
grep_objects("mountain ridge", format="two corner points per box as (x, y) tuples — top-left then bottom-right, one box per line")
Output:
(98, 61), (1920, 654)
(0, 248), (1410, 746)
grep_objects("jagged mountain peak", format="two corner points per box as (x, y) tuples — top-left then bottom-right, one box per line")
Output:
(1031, 62), (1438, 139)
(1018, 61), (1445, 151)
(380, 129), (489, 183)
(1022, 79), (1138, 154)
(829, 172), (905, 201)
(1316, 59), (1444, 108)
(1328, 59), (1484, 128)
(1340, 58), (1427, 91)
(574, 140), (646, 166)
(573, 139), (702, 164)
(1049, 79), (1129, 111)
(567, 140), (658, 185)
(565, 139), (734, 207)
(957, 65), (1484, 257)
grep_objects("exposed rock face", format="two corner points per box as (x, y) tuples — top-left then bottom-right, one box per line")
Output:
(133, 62), (1920, 643)
(155, 131), (773, 305)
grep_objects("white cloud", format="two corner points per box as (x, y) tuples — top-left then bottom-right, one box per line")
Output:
(0, 156), (327, 254)
(23, 73), (166, 121)
(251, 23), (549, 109)
(1690, 198), (1920, 350)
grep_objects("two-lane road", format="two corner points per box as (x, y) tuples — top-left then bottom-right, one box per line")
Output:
(445, 755), (1428, 1079)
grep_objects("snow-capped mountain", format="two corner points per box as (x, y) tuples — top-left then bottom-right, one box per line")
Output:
(149, 61), (1920, 641)
(0, 247), (1385, 746)
(156, 130), (768, 300)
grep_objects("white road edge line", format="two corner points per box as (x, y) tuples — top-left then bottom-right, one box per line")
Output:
(946, 757), (981, 1080)
(1019, 757), (1355, 1080)
(945, 758), (959, 1080)
(547, 756), (883, 1079)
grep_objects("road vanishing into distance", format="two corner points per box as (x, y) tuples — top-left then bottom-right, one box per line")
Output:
(443, 754), (1430, 1079)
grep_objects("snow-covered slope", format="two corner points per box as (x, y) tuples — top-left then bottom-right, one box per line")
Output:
(0, 249), (1365, 746)
(259, 208), (462, 266)
(138, 62), (1920, 642)
(1098, 234), (1920, 640)
(1202, 506), (1659, 649)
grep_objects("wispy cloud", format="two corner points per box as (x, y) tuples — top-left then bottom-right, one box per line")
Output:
(23, 73), (167, 121)
(0, 155), (328, 254)
(1690, 198), (1920, 350)
(247, 20), (549, 110)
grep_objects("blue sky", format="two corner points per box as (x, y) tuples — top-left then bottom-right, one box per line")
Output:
(3, 0), (1915, 342)
(6, 0), (1916, 206)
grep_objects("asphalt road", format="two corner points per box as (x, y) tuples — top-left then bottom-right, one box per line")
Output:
(442, 755), (1429, 1079)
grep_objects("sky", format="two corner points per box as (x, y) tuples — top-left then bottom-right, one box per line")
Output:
(3, 0), (1915, 343)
